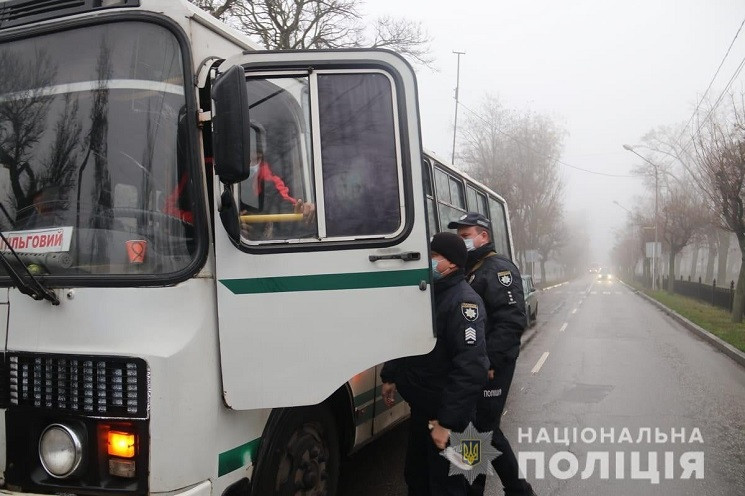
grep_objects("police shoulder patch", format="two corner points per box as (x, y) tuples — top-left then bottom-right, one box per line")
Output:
(497, 270), (513, 287)
(461, 302), (479, 322)
(464, 327), (477, 345)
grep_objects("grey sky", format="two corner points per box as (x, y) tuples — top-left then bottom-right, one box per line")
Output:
(366, 0), (745, 263)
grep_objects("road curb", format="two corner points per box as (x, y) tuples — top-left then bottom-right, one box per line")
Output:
(621, 280), (745, 368)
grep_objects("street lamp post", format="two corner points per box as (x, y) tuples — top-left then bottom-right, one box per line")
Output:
(623, 144), (659, 291)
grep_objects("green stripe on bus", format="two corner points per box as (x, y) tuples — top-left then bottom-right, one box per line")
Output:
(220, 268), (429, 295)
(353, 384), (382, 407)
(218, 438), (261, 477)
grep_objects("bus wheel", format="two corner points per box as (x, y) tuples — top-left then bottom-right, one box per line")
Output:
(254, 405), (340, 496)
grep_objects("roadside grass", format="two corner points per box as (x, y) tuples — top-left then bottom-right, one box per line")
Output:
(625, 279), (745, 353)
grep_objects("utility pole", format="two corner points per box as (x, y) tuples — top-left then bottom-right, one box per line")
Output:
(451, 51), (465, 164)
(623, 144), (659, 291)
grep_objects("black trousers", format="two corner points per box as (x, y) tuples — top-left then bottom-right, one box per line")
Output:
(404, 410), (469, 496)
(467, 360), (534, 496)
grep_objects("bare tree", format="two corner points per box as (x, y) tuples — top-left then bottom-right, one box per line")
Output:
(459, 96), (566, 273)
(189, 0), (433, 66)
(657, 182), (710, 292)
(691, 94), (745, 321)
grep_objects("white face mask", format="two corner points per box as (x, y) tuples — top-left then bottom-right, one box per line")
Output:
(464, 238), (476, 252)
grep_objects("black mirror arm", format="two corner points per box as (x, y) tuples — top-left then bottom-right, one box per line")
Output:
(219, 186), (241, 244)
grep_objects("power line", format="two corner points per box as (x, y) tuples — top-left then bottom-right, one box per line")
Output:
(456, 101), (637, 178)
(676, 16), (745, 144)
(690, 53), (745, 139)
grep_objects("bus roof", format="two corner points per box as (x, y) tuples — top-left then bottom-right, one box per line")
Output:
(423, 147), (510, 207)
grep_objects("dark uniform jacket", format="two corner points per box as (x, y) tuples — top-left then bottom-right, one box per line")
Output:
(465, 243), (527, 369)
(380, 269), (489, 432)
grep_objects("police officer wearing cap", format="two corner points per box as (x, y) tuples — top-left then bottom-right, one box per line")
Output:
(448, 213), (537, 496)
(381, 232), (489, 496)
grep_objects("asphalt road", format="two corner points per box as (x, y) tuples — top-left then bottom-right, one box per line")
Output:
(338, 274), (745, 495)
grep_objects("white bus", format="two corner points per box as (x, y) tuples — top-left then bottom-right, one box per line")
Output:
(0, 1), (514, 495)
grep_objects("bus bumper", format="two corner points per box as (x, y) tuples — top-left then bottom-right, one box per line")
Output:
(0, 480), (213, 496)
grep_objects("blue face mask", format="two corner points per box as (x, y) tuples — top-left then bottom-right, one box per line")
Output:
(431, 258), (444, 280)
(463, 238), (475, 252)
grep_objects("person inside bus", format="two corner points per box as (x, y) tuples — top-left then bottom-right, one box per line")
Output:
(238, 123), (315, 240)
(15, 186), (64, 229)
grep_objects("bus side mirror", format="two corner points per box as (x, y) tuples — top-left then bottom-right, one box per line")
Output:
(212, 65), (252, 184)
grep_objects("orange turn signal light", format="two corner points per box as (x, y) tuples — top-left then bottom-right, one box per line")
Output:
(108, 431), (136, 458)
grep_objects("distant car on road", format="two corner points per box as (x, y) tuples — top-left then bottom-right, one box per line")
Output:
(522, 275), (540, 327)
(597, 267), (613, 281)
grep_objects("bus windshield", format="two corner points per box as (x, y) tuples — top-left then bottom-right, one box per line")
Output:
(0, 21), (199, 280)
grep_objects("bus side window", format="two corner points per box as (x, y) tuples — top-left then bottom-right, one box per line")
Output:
(488, 197), (511, 258)
(466, 185), (489, 217)
(422, 159), (438, 235)
(434, 165), (465, 232)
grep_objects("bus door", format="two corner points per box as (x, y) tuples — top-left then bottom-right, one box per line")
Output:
(209, 50), (435, 410)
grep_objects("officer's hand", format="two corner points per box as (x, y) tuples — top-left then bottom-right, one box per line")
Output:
(382, 382), (397, 408)
(488, 369), (495, 380)
(428, 420), (451, 450)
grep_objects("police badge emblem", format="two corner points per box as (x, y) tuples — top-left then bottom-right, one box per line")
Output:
(497, 270), (512, 287)
(441, 422), (501, 484)
(461, 302), (479, 321)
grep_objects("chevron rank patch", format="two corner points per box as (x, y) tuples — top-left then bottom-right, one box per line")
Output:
(498, 270), (513, 287)
(464, 327), (477, 345)
(461, 302), (479, 321)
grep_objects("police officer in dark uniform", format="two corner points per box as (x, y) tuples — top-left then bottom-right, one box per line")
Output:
(447, 213), (537, 496)
(381, 232), (489, 496)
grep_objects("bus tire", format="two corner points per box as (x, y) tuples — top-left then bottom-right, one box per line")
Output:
(251, 405), (340, 496)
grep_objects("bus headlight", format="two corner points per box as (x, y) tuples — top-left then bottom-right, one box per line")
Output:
(38, 423), (85, 478)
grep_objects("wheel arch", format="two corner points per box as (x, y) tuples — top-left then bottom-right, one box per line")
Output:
(249, 383), (355, 495)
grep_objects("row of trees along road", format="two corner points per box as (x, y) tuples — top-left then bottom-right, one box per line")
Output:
(616, 93), (745, 322)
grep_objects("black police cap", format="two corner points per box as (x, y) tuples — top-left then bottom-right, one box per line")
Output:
(447, 212), (491, 230)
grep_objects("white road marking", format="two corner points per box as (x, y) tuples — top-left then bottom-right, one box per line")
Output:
(603, 291), (611, 295)
(571, 308), (577, 314)
(616, 291), (623, 295)
(531, 352), (550, 374)
(559, 322), (568, 332)
(591, 291), (597, 295)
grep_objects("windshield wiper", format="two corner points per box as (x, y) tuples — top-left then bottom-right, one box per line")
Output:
(0, 230), (60, 305)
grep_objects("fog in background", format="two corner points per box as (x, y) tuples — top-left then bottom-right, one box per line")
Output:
(366, 0), (745, 265)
